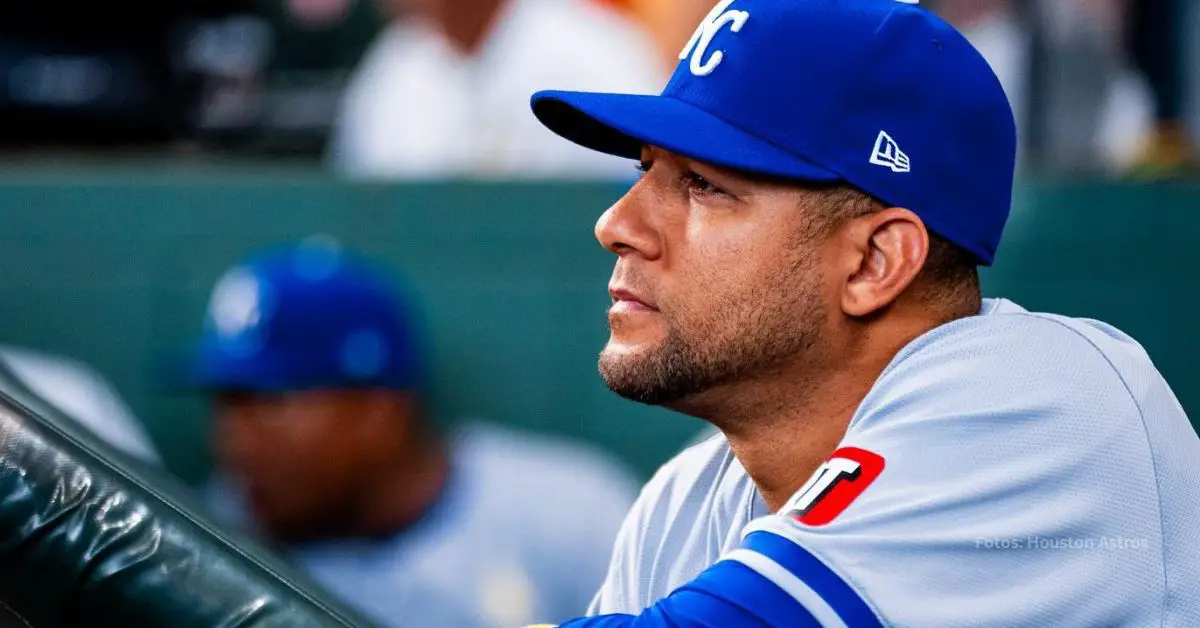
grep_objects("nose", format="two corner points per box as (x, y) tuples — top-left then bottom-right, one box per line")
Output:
(594, 178), (662, 260)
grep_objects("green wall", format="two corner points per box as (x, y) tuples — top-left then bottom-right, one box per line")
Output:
(0, 169), (1195, 484)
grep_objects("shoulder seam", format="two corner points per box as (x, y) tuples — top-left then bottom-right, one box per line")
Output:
(1010, 313), (1168, 625)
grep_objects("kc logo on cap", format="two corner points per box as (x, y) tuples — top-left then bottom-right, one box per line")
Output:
(208, 267), (275, 359)
(678, 0), (750, 77)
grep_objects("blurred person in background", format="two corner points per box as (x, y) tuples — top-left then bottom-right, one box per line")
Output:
(327, 0), (664, 178)
(0, 0), (266, 151)
(187, 239), (639, 628)
(1125, 0), (1197, 173)
(934, 0), (1196, 174)
(0, 345), (160, 465)
(596, 0), (723, 71)
(1189, 0), (1200, 158)
(1030, 0), (1156, 173)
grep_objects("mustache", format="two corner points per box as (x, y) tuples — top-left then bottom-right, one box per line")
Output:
(608, 268), (661, 308)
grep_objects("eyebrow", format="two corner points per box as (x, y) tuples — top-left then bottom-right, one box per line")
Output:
(692, 158), (848, 192)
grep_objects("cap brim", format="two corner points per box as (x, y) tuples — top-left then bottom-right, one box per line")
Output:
(163, 349), (300, 393)
(531, 90), (841, 182)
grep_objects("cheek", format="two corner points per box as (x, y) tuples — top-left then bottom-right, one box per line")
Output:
(291, 427), (359, 488)
(277, 420), (328, 451)
(250, 427), (347, 508)
(672, 231), (818, 330)
(307, 418), (379, 478)
(673, 229), (775, 306)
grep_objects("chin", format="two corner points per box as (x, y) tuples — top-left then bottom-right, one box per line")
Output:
(598, 341), (641, 373)
(598, 347), (672, 406)
(599, 342), (657, 375)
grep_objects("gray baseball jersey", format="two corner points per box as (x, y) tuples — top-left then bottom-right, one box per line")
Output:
(587, 298), (1200, 626)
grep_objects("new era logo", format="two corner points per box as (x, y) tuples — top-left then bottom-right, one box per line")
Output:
(869, 131), (910, 173)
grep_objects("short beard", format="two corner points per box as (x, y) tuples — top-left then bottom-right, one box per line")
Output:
(598, 253), (826, 409)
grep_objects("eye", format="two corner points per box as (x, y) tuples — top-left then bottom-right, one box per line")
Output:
(635, 160), (652, 175)
(683, 170), (727, 198)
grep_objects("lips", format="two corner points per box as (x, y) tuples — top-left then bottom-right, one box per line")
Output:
(609, 287), (658, 311)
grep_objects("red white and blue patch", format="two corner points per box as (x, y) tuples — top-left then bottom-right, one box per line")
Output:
(786, 447), (885, 526)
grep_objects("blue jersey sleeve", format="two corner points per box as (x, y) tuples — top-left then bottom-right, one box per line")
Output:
(546, 530), (881, 628)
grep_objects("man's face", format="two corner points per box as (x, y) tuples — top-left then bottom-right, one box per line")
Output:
(596, 147), (833, 409)
(213, 389), (395, 540)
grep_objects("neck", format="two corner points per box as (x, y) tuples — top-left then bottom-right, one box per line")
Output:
(695, 315), (939, 512)
(716, 363), (881, 513)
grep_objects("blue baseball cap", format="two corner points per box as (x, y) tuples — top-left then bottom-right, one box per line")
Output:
(186, 239), (422, 392)
(531, 0), (1016, 264)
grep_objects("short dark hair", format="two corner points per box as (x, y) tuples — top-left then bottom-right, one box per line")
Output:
(917, 231), (981, 306)
(802, 184), (980, 308)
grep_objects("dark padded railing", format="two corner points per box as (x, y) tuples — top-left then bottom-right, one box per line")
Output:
(0, 362), (381, 628)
